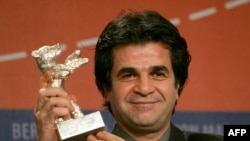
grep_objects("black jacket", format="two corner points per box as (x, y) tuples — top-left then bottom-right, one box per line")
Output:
(170, 123), (223, 141)
(112, 123), (223, 141)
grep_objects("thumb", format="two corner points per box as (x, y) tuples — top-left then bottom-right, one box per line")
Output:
(96, 131), (125, 141)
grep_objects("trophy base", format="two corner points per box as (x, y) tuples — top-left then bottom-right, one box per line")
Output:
(56, 111), (105, 141)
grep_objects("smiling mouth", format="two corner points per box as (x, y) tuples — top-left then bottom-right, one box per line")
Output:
(130, 101), (158, 104)
(130, 101), (158, 109)
(130, 102), (157, 111)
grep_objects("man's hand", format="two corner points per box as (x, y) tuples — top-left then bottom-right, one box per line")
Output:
(34, 71), (74, 141)
(87, 131), (125, 141)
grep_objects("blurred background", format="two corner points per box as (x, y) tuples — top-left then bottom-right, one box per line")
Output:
(0, 0), (250, 140)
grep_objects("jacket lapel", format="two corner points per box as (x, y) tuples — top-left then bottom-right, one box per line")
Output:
(170, 123), (187, 141)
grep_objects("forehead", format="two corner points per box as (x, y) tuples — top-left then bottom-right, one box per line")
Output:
(112, 42), (172, 70)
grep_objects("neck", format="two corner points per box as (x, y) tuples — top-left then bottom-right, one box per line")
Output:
(117, 122), (171, 141)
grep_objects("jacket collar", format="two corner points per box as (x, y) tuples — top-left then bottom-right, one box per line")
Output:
(170, 123), (187, 141)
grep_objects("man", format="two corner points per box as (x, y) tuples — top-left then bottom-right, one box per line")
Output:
(35, 10), (223, 141)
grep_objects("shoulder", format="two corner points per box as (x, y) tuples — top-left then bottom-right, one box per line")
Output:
(170, 123), (223, 141)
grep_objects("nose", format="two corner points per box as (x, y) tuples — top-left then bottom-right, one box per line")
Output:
(133, 75), (154, 96)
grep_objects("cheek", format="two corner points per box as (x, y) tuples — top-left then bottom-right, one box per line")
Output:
(106, 85), (124, 104)
(112, 81), (134, 97)
(107, 87), (128, 114)
(156, 83), (179, 105)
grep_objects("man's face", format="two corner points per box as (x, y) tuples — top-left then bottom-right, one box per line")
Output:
(106, 42), (179, 133)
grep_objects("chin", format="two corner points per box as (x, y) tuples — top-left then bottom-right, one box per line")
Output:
(132, 116), (157, 126)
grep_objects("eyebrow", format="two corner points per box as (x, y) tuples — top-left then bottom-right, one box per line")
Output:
(116, 67), (137, 77)
(116, 65), (170, 77)
(150, 65), (170, 74)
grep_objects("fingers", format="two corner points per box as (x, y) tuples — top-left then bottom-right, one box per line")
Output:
(35, 87), (68, 112)
(41, 96), (74, 114)
(35, 93), (74, 119)
(34, 97), (73, 141)
(35, 70), (75, 120)
(86, 134), (101, 141)
(36, 70), (74, 113)
(36, 70), (54, 112)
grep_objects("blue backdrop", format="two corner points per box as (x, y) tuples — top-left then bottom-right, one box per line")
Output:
(1, 110), (250, 141)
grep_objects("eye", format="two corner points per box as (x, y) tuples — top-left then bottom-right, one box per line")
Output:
(151, 72), (168, 80)
(116, 67), (138, 81)
(119, 73), (136, 81)
(153, 72), (165, 77)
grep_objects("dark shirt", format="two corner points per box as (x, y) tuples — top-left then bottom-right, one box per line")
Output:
(112, 124), (170, 141)
(112, 123), (223, 141)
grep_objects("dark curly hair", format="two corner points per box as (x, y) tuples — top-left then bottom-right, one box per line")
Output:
(95, 10), (191, 112)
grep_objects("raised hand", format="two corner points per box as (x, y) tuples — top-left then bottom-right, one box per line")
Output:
(34, 71), (74, 141)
